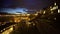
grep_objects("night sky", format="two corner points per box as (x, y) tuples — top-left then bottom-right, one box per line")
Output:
(0, 0), (54, 14)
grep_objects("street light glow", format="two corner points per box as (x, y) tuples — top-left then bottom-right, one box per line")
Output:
(43, 11), (45, 14)
(34, 13), (38, 16)
(27, 14), (30, 16)
(54, 3), (56, 5)
(58, 9), (60, 13)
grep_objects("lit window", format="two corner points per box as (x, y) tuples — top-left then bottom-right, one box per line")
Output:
(58, 9), (60, 13)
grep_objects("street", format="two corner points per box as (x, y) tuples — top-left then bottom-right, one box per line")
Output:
(9, 19), (58, 34)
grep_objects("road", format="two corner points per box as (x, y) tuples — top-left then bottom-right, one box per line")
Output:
(9, 21), (40, 34)
(1, 19), (59, 34)
(9, 19), (59, 34)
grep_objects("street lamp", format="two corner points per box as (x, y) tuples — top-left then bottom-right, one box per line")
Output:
(43, 11), (45, 14)
(58, 9), (60, 13)
(34, 13), (38, 16)
(27, 14), (30, 16)
(54, 3), (56, 6)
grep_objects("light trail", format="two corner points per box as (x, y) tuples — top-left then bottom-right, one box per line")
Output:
(1, 26), (13, 34)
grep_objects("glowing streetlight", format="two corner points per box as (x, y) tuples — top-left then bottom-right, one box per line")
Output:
(43, 11), (45, 14)
(27, 14), (30, 16)
(58, 9), (60, 13)
(34, 13), (38, 16)
(50, 6), (52, 8)
(10, 27), (13, 30)
(54, 3), (56, 5)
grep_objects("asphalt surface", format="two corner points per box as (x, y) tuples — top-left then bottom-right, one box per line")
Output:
(9, 19), (59, 34)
